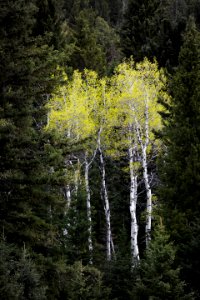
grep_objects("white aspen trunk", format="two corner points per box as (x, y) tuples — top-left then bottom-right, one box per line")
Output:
(98, 129), (115, 261)
(142, 144), (152, 246)
(63, 158), (79, 236)
(67, 128), (71, 138)
(74, 158), (81, 196)
(128, 144), (140, 266)
(143, 102), (152, 246)
(63, 159), (73, 211)
(84, 147), (98, 264)
(135, 99), (152, 246)
(65, 185), (71, 210)
(84, 152), (93, 264)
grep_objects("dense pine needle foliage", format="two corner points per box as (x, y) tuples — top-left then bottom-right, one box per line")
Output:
(158, 17), (200, 296)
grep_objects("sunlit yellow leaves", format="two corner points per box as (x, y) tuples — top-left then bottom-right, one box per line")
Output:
(111, 59), (163, 128)
(47, 69), (100, 141)
(47, 59), (167, 155)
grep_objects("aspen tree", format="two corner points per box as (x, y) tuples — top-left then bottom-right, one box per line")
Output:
(48, 70), (98, 263)
(107, 65), (141, 265)
(49, 70), (117, 262)
(107, 59), (164, 263)
(97, 79), (116, 261)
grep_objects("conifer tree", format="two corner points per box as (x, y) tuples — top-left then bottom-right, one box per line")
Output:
(121, 0), (188, 69)
(133, 225), (192, 299)
(0, 0), (67, 296)
(0, 239), (46, 300)
(121, 0), (160, 62)
(67, 7), (121, 75)
(159, 17), (200, 296)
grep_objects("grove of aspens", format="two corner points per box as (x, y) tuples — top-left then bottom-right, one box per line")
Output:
(1, 0), (200, 299)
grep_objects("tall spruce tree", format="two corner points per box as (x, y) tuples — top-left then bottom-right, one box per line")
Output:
(67, 7), (121, 75)
(121, 0), (188, 69)
(0, 0), (67, 296)
(133, 225), (192, 299)
(121, 0), (160, 62)
(159, 17), (200, 296)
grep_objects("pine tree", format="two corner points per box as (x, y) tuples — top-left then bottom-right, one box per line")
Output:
(67, 7), (121, 75)
(121, 0), (188, 70)
(0, 0), (67, 295)
(0, 238), (46, 300)
(61, 261), (110, 299)
(121, 0), (160, 62)
(159, 17), (200, 296)
(34, 0), (66, 49)
(133, 225), (193, 299)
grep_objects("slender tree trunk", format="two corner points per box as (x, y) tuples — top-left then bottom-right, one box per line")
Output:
(84, 152), (93, 264)
(62, 185), (69, 236)
(136, 100), (152, 246)
(128, 143), (140, 266)
(98, 129), (115, 261)
(65, 185), (71, 209)
(143, 102), (152, 246)
(63, 159), (73, 211)
(84, 147), (98, 264)
(142, 144), (152, 246)
(74, 158), (81, 196)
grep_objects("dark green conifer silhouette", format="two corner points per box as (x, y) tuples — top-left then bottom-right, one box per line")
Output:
(159, 17), (200, 296)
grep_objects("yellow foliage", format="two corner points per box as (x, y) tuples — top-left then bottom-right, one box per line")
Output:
(47, 59), (167, 156)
